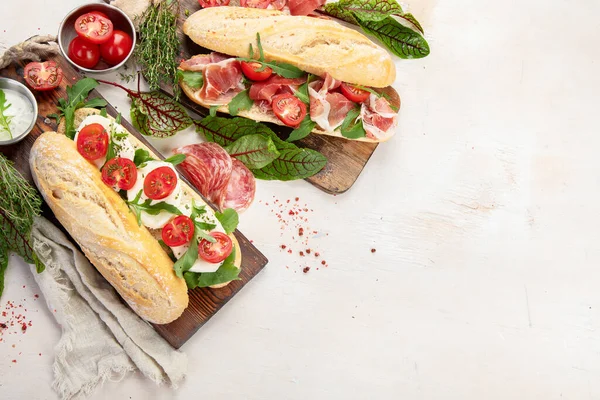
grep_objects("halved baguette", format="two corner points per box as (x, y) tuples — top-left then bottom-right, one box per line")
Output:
(180, 71), (401, 143)
(183, 7), (396, 88)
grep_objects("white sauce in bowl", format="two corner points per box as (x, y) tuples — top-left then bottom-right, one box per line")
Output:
(0, 88), (34, 142)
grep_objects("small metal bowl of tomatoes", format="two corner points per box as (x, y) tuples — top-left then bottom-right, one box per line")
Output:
(58, 3), (136, 73)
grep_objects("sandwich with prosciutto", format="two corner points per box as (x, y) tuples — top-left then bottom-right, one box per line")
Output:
(178, 7), (401, 143)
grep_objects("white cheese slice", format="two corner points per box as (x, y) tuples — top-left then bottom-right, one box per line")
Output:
(126, 160), (183, 229)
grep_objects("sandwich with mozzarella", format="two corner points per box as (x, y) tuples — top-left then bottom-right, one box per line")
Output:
(178, 7), (401, 143)
(29, 109), (243, 324)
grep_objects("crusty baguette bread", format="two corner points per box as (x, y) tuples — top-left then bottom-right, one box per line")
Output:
(60, 109), (243, 288)
(183, 7), (396, 88)
(180, 71), (400, 143)
(30, 132), (189, 324)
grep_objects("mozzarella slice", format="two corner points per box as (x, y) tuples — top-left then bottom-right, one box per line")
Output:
(126, 161), (183, 229)
(75, 115), (136, 168)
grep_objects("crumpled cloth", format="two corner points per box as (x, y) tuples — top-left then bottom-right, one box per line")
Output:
(30, 216), (187, 400)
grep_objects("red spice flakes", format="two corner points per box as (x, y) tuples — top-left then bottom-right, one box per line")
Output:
(21, 323), (27, 332)
(12, 359), (16, 363)
(321, 260), (327, 265)
(298, 227), (304, 236)
(371, 248), (377, 253)
(281, 245), (287, 249)
(314, 252), (320, 257)
(295, 197), (299, 201)
(39, 353), (42, 356)
(299, 251), (304, 257)
(306, 249), (311, 254)
(303, 267), (310, 273)
(287, 249), (292, 254)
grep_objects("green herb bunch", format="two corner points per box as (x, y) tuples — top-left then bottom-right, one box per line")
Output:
(0, 154), (45, 298)
(133, 0), (182, 99)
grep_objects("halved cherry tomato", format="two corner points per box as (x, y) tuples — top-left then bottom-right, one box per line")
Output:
(101, 157), (137, 190)
(199, 232), (233, 263)
(68, 36), (100, 69)
(240, 0), (271, 8)
(271, 93), (307, 127)
(241, 61), (272, 81)
(100, 30), (133, 66)
(23, 61), (63, 91)
(74, 12), (114, 44)
(89, 11), (108, 19)
(144, 166), (177, 200)
(162, 216), (195, 247)
(77, 123), (108, 161)
(340, 83), (370, 103)
(198, 0), (230, 7)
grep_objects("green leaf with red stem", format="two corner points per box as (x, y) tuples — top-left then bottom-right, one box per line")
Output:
(224, 134), (280, 169)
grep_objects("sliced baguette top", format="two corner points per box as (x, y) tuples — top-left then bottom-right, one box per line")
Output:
(183, 7), (396, 88)
(30, 132), (189, 324)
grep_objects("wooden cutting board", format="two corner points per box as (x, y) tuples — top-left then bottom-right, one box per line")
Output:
(0, 56), (268, 349)
(157, 0), (380, 194)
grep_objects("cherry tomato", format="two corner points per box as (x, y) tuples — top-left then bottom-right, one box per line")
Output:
(240, 0), (271, 8)
(101, 157), (137, 190)
(198, 0), (230, 7)
(162, 216), (195, 247)
(340, 83), (370, 103)
(271, 93), (307, 127)
(77, 123), (109, 161)
(199, 232), (233, 263)
(89, 11), (108, 19)
(74, 12), (114, 44)
(240, 61), (272, 81)
(23, 61), (63, 91)
(100, 30), (133, 66)
(144, 166), (177, 200)
(68, 36), (100, 69)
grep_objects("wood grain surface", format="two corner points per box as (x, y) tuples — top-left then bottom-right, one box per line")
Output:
(158, 0), (383, 194)
(0, 56), (268, 349)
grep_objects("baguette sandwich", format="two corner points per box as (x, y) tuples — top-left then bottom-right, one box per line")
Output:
(30, 109), (243, 324)
(178, 7), (401, 143)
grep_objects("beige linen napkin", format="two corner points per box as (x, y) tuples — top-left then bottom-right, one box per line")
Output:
(30, 216), (187, 400)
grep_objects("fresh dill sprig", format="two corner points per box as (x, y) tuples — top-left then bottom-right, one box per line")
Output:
(0, 89), (14, 139)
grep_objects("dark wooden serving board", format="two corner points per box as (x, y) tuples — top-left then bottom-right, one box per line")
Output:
(0, 56), (268, 349)
(157, 0), (380, 194)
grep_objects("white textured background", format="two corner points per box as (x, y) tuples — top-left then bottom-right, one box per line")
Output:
(2, 0), (600, 399)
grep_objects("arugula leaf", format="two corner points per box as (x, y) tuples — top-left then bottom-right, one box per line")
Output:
(0, 89), (14, 139)
(239, 33), (305, 79)
(195, 116), (276, 146)
(224, 134), (280, 169)
(133, 148), (155, 166)
(127, 189), (183, 226)
(83, 97), (108, 109)
(58, 78), (101, 139)
(209, 105), (219, 117)
(163, 153), (186, 166)
(177, 70), (204, 89)
(174, 235), (198, 278)
(183, 248), (240, 289)
(286, 116), (316, 142)
(251, 147), (327, 181)
(100, 108), (108, 117)
(215, 208), (239, 234)
(190, 201), (216, 243)
(340, 107), (367, 139)
(0, 244), (7, 298)
(294, 81), (311, 104)
(228, 89), (254, 116)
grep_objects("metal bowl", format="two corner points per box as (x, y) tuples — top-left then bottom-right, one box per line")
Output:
(58, 3), (136, 73)
(0, 78), (38, 146)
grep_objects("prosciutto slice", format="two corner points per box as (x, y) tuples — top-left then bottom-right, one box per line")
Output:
(288, 0), (326, 15)
(308, 73), (354, 132)
(219, 159), (256, 212)
(360, 94), (398, 141)
(175, 143), (256, 212)
(200, 59), (245, 104)
(249, 76), (305, 104)
(179, 53), (230, 72)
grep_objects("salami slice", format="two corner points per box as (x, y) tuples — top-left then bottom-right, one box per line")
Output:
(219, 158), (256, 213)
(175, 143), (233, 206)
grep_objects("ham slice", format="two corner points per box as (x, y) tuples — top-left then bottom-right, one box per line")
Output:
(179, 53), (230, 72)
(288, 0), (326, 15)
(249, 76), (305, 104)
(360, 94), (398, 140)
(219, 159), (256, 212)
(308, 73), (354, 132)
(200, 59), (245, 104)
(175, 143), (256, 213)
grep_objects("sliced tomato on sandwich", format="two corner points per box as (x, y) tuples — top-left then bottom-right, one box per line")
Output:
(101, 157), (137, 190)
(272, 93), (307, 127)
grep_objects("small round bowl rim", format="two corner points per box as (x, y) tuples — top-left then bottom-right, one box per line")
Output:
(57, 3), (137, 74)
(0, 77), (38, 146)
